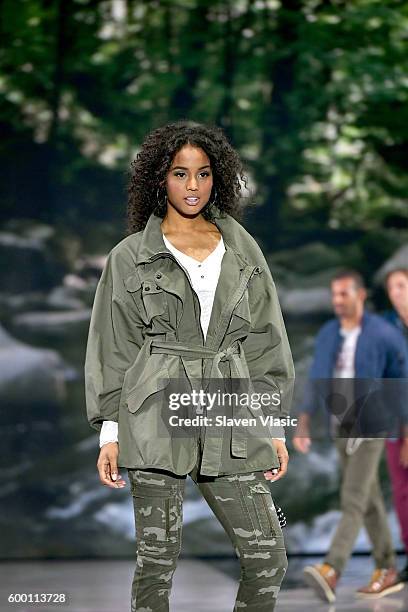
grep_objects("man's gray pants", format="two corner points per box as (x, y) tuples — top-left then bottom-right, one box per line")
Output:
(324, 438), (395, 574)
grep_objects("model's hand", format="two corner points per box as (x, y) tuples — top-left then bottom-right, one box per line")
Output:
(264, 440), (289, 482)
(293, 435), (311, 454)
(97, 442), (127, 488)
(400, 438), (408, 469)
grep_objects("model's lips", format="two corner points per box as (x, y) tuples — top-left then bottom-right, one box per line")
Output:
(184, 197), (200, 204)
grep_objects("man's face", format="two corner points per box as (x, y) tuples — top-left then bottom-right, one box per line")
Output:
(386, 271), (408, 312)
(331, 277), (366, 318)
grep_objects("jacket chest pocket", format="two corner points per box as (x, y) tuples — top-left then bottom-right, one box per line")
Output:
(141, 280), (168, 323)
(124, 273), (168, 326)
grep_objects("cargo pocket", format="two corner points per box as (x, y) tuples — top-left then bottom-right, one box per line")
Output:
(124, 274), (169, 326)
(124, 272), (149, 326)
(130, 481), (183, 553)
(248, 482), (279, 539)
(126, 365), (169, 414)
(141, 280), (168, 323)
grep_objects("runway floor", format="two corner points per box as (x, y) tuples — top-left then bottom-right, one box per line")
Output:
(1, 555), (407, 611)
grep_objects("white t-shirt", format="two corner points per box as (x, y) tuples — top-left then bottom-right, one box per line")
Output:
(162, 232), (225, 339)
(331, 325), (361, 437)
(333, 326), (362, 378)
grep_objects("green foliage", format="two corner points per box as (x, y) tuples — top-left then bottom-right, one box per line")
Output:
(1, 0), (407, 244)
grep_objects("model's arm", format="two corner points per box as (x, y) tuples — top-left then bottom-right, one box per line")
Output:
(241, 262), (294, 481)
(241, 262), (295, 437)
(84, 250), (144, 487)
(84, 250), (144, 430)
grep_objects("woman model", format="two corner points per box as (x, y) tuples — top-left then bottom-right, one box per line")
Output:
(84, 121), (295, 611)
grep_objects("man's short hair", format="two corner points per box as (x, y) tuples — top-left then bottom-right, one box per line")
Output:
(331, 269), (366, 290)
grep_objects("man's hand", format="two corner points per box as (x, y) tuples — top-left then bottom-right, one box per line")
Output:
(264, 440), (289, 482)
(293, 412), (312, 453)
(400, 437), (408, 469)
(97, 442), (127, 488)
(293, 435), (312, 454)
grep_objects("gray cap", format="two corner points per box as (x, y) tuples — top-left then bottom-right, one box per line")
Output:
(374, 244), (408, 285)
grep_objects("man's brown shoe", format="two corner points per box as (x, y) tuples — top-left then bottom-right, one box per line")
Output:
(356, 567), (405, 599)
(303, 563), (338, 603)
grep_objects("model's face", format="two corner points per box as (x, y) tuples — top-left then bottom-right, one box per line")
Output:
(331, 278), (366, 318)
(386, 271), (408, 312)
(164, 144), (214, 216)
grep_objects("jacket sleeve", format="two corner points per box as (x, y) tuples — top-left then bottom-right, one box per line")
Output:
(383, 324), (408, 427)
(384, 326), (408, 378)
(84, 250), (145, 431)
(242, 262), (295, 419)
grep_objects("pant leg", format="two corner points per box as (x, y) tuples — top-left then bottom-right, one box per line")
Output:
(190, 467), (288, 612)
(386, 438), (408, 554)
(362, 469), (395, 569)
(325, 438), (394, 574)
(127, 467), (186, 612)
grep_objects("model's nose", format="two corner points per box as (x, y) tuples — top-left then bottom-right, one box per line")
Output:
(186, 177), (198, 190)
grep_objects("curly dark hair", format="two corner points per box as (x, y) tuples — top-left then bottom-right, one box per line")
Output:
(125, 120), (251, 234)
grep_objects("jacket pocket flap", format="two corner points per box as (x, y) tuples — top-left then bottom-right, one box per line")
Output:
(124, 273), (142, 293)
(142, 281), (164, 294)
(126, 366), (169, 413)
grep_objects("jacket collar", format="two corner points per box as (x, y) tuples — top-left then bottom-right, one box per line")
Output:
(333, 309), (371, 334)
(134, 207), (249, 266)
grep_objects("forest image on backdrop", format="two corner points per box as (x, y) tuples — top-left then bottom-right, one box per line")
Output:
(0, 0), (407, 558)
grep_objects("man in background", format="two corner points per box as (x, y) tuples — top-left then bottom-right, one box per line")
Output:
(383, 268), (408, 584)
(293, 269), (407, 603)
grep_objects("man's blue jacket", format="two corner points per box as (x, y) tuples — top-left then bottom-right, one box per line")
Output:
(382, 309), (408, 343)
(299, 310), (408, 429)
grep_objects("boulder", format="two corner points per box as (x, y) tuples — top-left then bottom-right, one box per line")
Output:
(12, 309), (92, 337)
(0, 323), (74, 412)
(278, 286), (332, 318)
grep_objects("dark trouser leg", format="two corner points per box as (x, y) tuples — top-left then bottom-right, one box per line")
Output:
(128, 467), (186, 612)
(190, 466), (288, 611)
(386, 439), (408, 555)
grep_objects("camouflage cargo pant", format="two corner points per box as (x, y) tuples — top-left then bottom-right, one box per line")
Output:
(127, 434), (288, 611)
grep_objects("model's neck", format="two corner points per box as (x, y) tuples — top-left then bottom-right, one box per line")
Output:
(161, 207), (209, 234)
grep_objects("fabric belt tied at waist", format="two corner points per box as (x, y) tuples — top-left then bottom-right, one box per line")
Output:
(150, 338), (248, 379)
(150, 338), (250, 461)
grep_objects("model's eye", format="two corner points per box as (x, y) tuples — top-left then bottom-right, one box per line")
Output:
(199, 171), (210, 177)
(174, 172), (185, 178)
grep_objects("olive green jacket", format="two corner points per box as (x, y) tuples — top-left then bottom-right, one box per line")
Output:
(84, 208), (295, 476)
